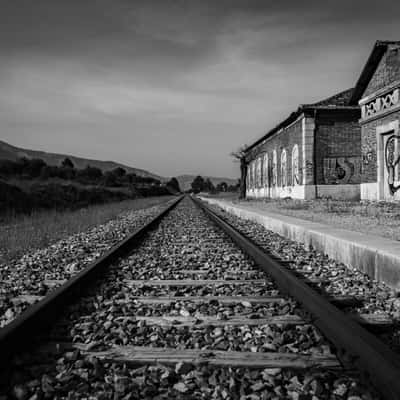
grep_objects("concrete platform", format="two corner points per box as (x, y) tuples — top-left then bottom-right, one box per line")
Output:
(200, 197), (400, 291)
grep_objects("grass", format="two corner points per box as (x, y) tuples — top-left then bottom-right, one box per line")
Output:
(200, 192), (239, 200)
(232, 198), (400, 241)
(0, 196), (175, 264)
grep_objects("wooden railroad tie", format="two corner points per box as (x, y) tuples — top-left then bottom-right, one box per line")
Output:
(41, 343), (341, 370)
(125, 279), (271, 286)
(130, 295), (287, 305)
(124, 277), (328, 286)
(130, 294), (363, 308)
(114, 314), (305, 327)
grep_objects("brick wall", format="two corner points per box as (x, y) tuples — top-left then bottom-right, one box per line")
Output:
(364, 45), (400, 97)
(361, 110), (400, 183)
(246, 118), (303, 188)
(315, 117), (361, 185)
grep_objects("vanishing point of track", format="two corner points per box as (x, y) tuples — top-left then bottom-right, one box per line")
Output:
(1, 195), (400, 399)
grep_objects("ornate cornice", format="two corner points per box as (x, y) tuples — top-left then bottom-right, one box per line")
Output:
(360, 85), (400, 122)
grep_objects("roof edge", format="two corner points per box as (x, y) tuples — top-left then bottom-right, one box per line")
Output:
(243, 105), (358, 155)
(349, 40), (400, 105)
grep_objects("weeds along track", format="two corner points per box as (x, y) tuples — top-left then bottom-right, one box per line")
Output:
(0, 196), (399, 399)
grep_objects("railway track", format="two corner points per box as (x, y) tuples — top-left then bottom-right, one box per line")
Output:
(0, 195), (399, 399)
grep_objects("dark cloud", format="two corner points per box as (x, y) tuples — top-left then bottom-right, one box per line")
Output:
(1, 0), (400, 177)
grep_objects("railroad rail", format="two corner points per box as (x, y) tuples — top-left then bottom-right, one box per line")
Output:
(193, 196), (400, 399)
(0, 195), (184, 364)
(0, 195), (399, 398)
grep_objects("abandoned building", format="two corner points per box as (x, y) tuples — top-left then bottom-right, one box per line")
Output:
(349, 41), (400, 201)
(242, 89), (361, 200)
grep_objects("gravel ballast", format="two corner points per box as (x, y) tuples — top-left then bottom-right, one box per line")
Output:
(0, 198), (380, 399)
(207, 203), (400, 353)
(0, 199), (175, 328)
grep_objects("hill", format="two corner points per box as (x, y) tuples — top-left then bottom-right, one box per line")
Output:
(0, 140), (238, 189)
(176, 175), (238, 191)
(0, 140), (163, 180)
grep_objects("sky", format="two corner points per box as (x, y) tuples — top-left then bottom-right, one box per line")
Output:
(1, 0), (400, 179)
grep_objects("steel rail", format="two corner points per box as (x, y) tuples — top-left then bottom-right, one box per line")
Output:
(192, 195), (400, 400)
(0, 195), (184, 368)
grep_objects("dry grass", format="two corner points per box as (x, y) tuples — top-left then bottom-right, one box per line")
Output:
(234, 198), (400, 241)
(201, 193), (240, 201)
(0, 196), (175, 264)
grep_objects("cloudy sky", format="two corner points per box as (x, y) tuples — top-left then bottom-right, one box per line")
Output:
(1, 0), (399, 178)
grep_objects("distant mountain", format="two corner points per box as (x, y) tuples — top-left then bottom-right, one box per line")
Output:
(176, 175), (239, 191)
(0, 140), (238, 188)
(0, 140), (163, 180)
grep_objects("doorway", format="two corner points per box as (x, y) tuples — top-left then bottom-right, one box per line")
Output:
(377, 121), (400, 200)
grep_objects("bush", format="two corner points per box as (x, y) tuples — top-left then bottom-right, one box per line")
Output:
(0, 181), (33, 214)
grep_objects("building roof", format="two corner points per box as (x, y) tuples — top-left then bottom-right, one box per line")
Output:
(244, 88), (357, 154)
(349, 40), (400, 105)
(303, 88), (354, 107)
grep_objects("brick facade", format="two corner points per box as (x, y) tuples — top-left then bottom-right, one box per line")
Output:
(246, 117), (303, 189)
(243, 103), (361, 200)
(315, 115), (361, 185)
(242, 40), (400, 202)
(361, 110), (400, 184)
(364, 45), (400, 97)
(354, 41), (400, 200)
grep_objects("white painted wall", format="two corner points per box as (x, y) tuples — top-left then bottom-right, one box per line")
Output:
(247, 184), (360, 200)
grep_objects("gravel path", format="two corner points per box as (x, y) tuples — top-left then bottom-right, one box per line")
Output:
(0, 199), (175, 328)
(1, 198), (379, 399)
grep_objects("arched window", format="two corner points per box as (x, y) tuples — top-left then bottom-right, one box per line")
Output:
(246, 167), (251, 189)
(281, 149), (287, 187)
(251, 161), (256, 189)
(292, 145), (299, 185)
(256, 157), (262, 187)
(272, 150), (277, 186)
(263, 153), (269, 187)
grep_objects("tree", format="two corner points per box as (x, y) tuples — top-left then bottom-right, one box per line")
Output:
(61, 158), (74, 169)
(166, 177), (181, 193)
(204, 178), (215, 193)
(216, 182), (228, 192)
(76, 165), (103, 183)
(103, 170), (118, 187)
(191, 175), (205, 194)
(231, 145), (248, 199)
(112, 167), (126, 177)
(126, 172), (138, 184)
(24, 158), (47, 178)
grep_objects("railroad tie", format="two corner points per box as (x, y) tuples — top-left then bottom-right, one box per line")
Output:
(38, 343), (341, 370)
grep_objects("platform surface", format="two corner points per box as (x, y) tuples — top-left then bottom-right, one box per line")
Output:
(200, 197), (400, 290)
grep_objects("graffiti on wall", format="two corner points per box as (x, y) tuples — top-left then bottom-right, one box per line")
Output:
(385, 134), (400, 195)
(323, 157), (361, 184)
(362, 152), (373, 165)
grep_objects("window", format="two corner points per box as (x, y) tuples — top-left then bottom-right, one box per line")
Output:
(263, 153), (269, 187)
(256, 157), (262, 187)
(251, 161), (256, 189)
(272, 150), (277, 186)
(281, 149), (287, 187)
(292, 145), (299, 185)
